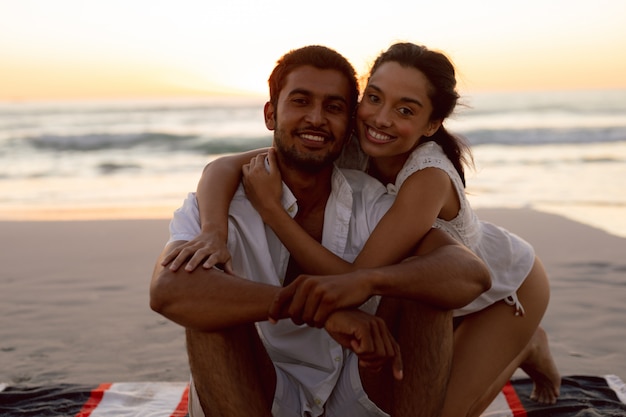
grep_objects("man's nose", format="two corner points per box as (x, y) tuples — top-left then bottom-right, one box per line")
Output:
(305, 104), (325, 126)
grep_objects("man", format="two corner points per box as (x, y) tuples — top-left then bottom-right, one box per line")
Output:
(150, 45), (489, 417)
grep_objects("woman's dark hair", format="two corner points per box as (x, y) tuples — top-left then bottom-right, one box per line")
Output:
(368, 42), (472, 186)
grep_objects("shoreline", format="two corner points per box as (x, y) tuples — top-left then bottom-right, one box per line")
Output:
(0, 205), (178, 222)
(2, 203), (625, 240)
(1, 208), (625, 385)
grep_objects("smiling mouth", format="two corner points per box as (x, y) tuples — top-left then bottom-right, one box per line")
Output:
(300, 133), (326, 143)
(366, 126), (394, 143)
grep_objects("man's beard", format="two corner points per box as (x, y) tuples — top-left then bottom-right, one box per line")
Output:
(273, 127), (343, 173)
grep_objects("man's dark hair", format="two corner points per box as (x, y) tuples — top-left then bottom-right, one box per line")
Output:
(268, 45), (359, 115)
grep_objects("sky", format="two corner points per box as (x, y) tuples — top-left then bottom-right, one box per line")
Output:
(1, 0), (625, 101)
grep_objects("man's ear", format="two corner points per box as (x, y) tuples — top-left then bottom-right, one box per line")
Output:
(264, 102), (276, 130)
(425, 119), (442, 137)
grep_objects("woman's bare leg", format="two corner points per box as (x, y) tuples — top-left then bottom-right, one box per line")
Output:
(520, 326), (561, 404)
(441, 257), (558, 417)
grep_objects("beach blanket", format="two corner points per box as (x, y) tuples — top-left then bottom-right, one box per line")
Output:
(1, 375), (625, 416)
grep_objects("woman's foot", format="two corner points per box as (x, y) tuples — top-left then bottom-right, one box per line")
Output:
(520, 326), (561, 404)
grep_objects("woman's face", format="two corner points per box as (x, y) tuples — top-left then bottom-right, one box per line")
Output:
(357, 61), (441, 159)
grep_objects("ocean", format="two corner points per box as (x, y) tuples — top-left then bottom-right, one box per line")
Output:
(1, 89), (625, 237)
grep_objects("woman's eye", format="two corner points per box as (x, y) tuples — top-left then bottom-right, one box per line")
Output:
(398, 107), (413, 116)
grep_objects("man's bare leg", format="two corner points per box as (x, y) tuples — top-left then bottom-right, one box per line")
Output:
(361, 298), (453, 417)
(186, 324), (276, 417)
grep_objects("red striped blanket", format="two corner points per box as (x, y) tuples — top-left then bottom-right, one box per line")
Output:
(1, 375), (625, 416)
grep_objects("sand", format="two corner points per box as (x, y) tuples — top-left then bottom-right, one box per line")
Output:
(0, 208), (625, 385)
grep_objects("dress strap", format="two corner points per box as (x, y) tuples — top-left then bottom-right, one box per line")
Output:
(504, 294), (526, 316)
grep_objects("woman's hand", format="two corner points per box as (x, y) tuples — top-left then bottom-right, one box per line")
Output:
(160, 230), (232, 273)
(242, 148), (284, 221)
(269, 271), (374, 328)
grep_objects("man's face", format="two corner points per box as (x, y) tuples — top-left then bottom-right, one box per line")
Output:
(264, 66), (352, 172)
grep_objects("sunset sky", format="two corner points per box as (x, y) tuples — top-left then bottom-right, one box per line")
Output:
(2, 0), (625, 100)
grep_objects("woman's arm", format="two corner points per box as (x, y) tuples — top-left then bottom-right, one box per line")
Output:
(246, 152), (457, 274)
(162, 148), (268, 272)
(243, 149), (354, 274)
(268, 227), (491, 327)
(352, 167), (458, 267)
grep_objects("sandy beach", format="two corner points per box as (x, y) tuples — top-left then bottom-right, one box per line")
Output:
(1, 208), (625, 386)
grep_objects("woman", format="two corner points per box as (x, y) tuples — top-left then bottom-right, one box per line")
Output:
(165, 43), (560, 416)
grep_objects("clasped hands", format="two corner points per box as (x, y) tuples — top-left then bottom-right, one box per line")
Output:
(269, 273), (402, 379)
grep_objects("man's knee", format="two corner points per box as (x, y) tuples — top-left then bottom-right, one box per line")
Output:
(378, 297), (453, 330)
(186, 324), (267, 371)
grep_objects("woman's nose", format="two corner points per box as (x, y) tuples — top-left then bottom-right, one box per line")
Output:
(373, 106), (392, 128)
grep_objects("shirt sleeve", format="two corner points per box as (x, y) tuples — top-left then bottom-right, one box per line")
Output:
(167, 192), (202, 244)
(366, 185), (395, 231)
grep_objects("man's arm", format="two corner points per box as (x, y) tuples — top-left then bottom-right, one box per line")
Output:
(370, 227), (491, 309)
(150, 241), (280, 332)
(152, 241), (404, 377)
(269, 228), (491, 327)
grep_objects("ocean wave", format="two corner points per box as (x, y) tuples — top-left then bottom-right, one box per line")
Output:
(463, 126), (626, 146)
(22, 132), (273, 153)
(188, 137), (273, 154)
(97, 162), (142, 174)
(24, 133), (194, 151)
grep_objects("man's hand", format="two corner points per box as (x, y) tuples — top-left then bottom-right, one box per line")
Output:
(268, 272), (373, 328)
(160, 231), (232, 273)
(325, 309), (403, 381)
